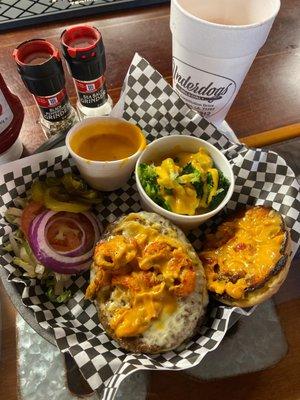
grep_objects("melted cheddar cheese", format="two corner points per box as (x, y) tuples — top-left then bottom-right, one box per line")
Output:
(146, 147), (222, 215)
(109, 283), (177, 337)
(177, 147), (213, 172)
(156, 158), (199, 215)
(114, 219), (163, 247)
(200, 207), (285, 300)
(94, 235), (137, 270)
(86, 215), (196, 338)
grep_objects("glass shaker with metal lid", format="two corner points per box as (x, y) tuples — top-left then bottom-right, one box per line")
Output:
(13, 39), (78, 138)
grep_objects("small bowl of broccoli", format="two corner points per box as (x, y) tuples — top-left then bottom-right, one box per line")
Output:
(135, 135), (234, 230)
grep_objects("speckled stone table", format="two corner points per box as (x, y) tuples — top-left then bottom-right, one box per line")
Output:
(17, 316), (149, 400)
(17, 299), (287, 399)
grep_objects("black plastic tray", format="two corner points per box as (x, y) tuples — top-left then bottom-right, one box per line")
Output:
(0, 0), (169, 32)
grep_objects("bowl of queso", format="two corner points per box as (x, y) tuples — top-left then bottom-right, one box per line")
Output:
(66, 117), (146, 191)
(135, 135), (234, 230)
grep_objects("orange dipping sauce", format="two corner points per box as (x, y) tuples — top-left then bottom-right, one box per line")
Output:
(70, 119), (146, 162)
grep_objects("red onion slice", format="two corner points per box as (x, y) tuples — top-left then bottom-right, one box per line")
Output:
(28, 211), (101, 274)
(45, 216), (87, 257)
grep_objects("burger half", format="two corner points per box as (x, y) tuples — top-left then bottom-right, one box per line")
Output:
(86, 212), (208, 353)
(199, 206), (292, 307)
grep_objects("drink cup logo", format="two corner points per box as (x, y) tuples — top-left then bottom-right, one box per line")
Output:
(173, 58), (237, 118)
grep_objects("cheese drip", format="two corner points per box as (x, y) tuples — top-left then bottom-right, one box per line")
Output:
(110, 283), (177, 337)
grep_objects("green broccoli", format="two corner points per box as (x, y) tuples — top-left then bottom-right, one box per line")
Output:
(202, 170), (214, 205)
(192, 181), (203, 198)
(179, 163), (203, 197)
(206, 171), (214, 188)
(138, 163), (159, 198)
(209, 170), (230, 210)
(181, 163), (194, 175)
(164, 188), (174, 196)
(219, 170), (230, 191)
(138, 164), (171, 211)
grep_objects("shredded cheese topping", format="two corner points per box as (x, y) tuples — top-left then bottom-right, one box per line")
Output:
(86, 214), (197, 338)
(199, 207), (285, 300)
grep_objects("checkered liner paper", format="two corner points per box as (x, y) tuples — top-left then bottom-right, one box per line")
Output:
(0, 54), (299, 400)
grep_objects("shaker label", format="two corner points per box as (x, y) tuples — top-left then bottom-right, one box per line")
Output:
(0, 89), (14, 134)
(35, 89), (71, 122)
(172, 58), (237, 118)
(75, 76), (108, 108)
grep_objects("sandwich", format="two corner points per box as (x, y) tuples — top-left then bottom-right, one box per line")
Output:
(199, 206), (292, 307)
(86, 211), (208, 353)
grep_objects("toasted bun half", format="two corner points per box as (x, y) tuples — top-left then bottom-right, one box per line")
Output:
(86, 212), (208, 353)
(200, 206), (292, 308)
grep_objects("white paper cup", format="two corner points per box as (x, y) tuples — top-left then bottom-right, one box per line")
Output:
(66, 117), (146, 191)
(170, 0), (280, 125)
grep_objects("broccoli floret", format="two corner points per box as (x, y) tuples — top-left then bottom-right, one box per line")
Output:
(181, 163), (194, 175)
(138, 163), (159, 197)
(209, 170), (230, 210)
(209, 188), (226, 210)
(218, 171), (230, 191)
(155, 196), (171, 211)
(192, 181), (203, 198)
(202, 170), (215, 205)
(138, 164), (171, 211)
(206, 171), (214, 188)
(179, 163), (203, 197)
(164, 188), (174, 196)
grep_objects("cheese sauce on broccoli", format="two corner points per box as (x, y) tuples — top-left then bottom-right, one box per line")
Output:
(138, 147), (230, 215)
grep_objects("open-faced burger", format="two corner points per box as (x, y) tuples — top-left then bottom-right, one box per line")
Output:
(199, 206), (292, 307)
(86, 212), (208, 353)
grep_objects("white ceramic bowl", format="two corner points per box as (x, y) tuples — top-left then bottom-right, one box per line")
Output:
(66, 117), (146, 191)
(135, 135), (235, 230)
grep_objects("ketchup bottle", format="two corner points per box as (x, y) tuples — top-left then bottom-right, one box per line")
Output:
(0, 73), (24, 159)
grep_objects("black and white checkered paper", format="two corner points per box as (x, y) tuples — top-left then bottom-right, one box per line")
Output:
(0, 54), (299, 400)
